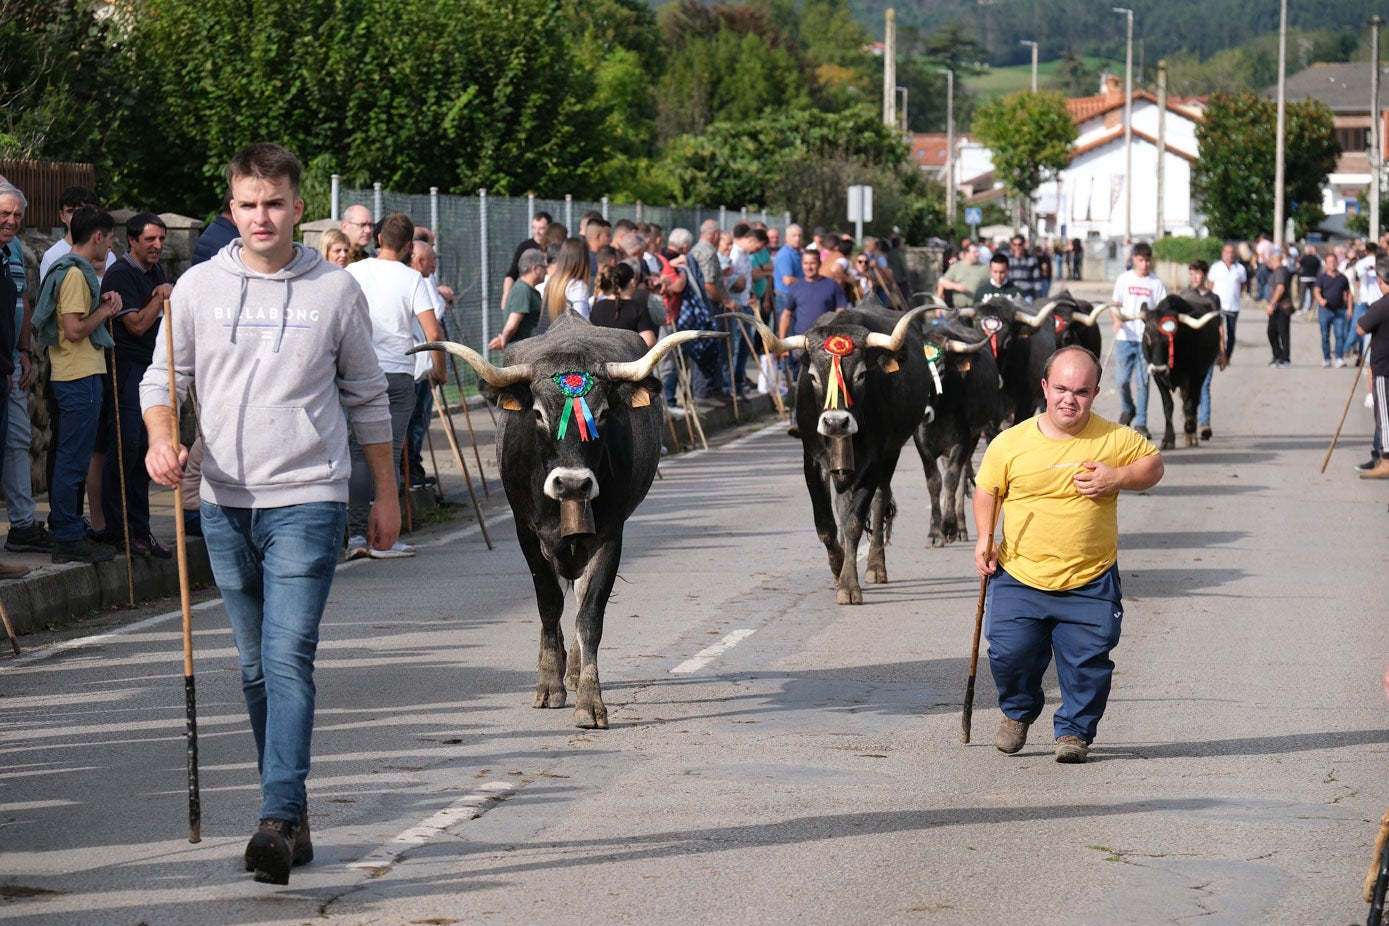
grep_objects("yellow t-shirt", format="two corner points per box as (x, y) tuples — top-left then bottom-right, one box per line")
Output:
(975, 413), (1159, 591)
(50, 267), (108, 382)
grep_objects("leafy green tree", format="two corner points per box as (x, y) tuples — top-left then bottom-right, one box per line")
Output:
(1192, 90), (1339, 240)
(1049, 52), (1103, 97)
(971, 91), (1077, 230)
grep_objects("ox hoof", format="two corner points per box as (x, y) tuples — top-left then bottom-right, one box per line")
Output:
(1184, 433), (1198, 448)
(532, 680), (567, 709)
(865, 564), (888, 584)
(928, 534), (945, 548)
(573, 701), (609, 729)
(836, 586), (864, 605)
(1160, 439), (1176, 451)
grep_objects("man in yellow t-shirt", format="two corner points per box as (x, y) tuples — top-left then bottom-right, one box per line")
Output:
(44, 206), (121, 564)
(973, 346), (1164, 763)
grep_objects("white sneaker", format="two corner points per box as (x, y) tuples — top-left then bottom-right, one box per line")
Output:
(1322, 359), (1331, 368)
(1334, 357), (1347, 368)
(345, 535), (370, 560)
(369, 541), (416, 559)
(1367, 393), (1376, 410)
(666, 405), (687, 419)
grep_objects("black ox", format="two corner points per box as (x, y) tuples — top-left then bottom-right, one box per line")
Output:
(1047, 289), (1107, 357)
(957, 296), (1061, 425)
(413, 315), (721, 728)
(911, 322), (1005, 546)
(740, 301), (929, 604)
(1119, 294), (1222, 450)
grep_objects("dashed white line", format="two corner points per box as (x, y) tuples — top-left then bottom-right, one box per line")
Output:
(670, 628), (758, 675)
(347, 781), (516, 874)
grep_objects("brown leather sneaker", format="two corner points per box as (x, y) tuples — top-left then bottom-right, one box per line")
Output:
(1359, 458), (1389, 479)
(293, 808), (313, 866)
(995, 717), (1030, 754)
(1055, 735), (1089, 764)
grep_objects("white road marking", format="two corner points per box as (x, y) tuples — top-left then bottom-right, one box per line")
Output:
(670, 628), (758, 675)
(347, 781), (516, 874)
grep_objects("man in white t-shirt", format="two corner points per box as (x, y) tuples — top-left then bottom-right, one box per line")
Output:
(1353, 243), (1380, 358)
(343, 213), (445, 559)
(40, 185), (118, 281)
(1207, 243), (1248, 360)
(1110, 241), (1166, 438)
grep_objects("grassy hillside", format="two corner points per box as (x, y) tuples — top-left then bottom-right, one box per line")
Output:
(966, 55), (1114, 103)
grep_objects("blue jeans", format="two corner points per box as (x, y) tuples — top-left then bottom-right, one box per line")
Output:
(1198, 363), (1213, 427)
(406, 378), (433, 480)
(48, 375), (104, 542)
(102, 358), (152, 539)
(347, 372), (414, 539)
(1349, 303), (1370, 357)
(201, 500), (346, 822)
(986, 565), (1124, 742)
(1113, 339), (1149, 427)
(3, 368), (35, 527)
(1319, 307), (1349, 362)
(728, 307), (753, 395)
(1222, 311), (1239, 361)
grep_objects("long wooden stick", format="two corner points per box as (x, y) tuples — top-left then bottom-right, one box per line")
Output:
(962, 490), (1004, 744)
(109, 348), (135, 607)
(433, 386), (493, 550)
(401, 443), (413, 533)
(725, 322), (740, 422)
(425, 427), (444, 502)
(1321, 350), (1368, 474)
(0, 597), (19, 655)
(164, 298), (200, 842)
(674, 348), (708, 451)
(440, 313), (496, 480)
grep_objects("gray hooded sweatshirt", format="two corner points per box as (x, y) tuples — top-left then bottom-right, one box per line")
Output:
(140, 241), (392, 509)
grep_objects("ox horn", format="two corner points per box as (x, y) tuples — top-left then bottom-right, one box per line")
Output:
(1177, 312), (1222, 329)
(945, 338), (988, 353)
(604, 329), (727, 382)
(864, 307), (930, 352)
(1013, 299), (1062, 328)
(408, 341), (533, 387)
(714, 312), (808, 355)
(1077, 303), (1113, 326)
(954, 305), (977, 318)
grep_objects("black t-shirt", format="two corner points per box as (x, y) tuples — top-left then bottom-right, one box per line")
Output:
(1270, 266), (1293, 310)
(1298, 252), (1321, 279)
(101, 254), (168, 366)
(1315, 271), (1350, 311)
(506, 237), (542, 282)
(590, 297), (657, 338)
(1358, 293), (1389, 376)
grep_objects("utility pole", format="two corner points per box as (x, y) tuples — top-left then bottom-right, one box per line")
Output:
(940, 68), (956, 227)
(883, 9), (896, 128)
(896, 85), (909, 135)
(1020, 41), (1038, 92)
(1156, 60), (1167, 239)
(1372, 16), (1382, 243)
(1274, 0), (1287, 248)
(1114, 8), (1133, 244)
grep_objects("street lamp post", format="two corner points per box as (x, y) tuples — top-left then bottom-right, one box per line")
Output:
(1113, 8), (1133, 244)
(939, 68), (955, 227)
(1020, 41), (1038, 93)
(1274, 0), (1287, 248)
(1371, 16), (1382, 243)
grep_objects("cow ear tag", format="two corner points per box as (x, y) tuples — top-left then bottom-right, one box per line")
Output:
(500, 395), (525, 412)
(553, 371), (599, 441)
(629, 386), (651, 408)
(821, 335), (855, 411)
(881, 357), (900, 374)
(923, 343), (944, 394)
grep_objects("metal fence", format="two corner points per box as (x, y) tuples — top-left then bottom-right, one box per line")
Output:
(336, 184), (791, 390)
(0, 158), (95, 231)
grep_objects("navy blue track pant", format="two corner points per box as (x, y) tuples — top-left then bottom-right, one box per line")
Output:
(985, 564), (1123, 744)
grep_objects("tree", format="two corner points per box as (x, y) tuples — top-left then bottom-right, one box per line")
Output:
(1192, 90), (1339, 240)
(970, 91), (1077, 232)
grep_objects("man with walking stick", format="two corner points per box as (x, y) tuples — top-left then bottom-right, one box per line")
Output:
(142, 144), (398, 884)
(972, 346), (1163, 764)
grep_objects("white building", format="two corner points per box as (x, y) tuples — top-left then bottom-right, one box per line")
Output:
(1037, 75), (1206, 243)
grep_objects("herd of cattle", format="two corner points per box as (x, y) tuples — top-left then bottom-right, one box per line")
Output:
(412, 290), (1220, 729)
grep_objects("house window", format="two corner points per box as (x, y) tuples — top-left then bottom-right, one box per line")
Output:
(1336, 127), (1368, 152)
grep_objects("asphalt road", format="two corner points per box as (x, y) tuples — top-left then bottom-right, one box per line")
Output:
(2, 302), (1387, 926)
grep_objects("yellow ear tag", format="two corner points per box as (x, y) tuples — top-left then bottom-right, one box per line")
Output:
(500, 396), (524, 411)
(882, 357), (900, 373)
(630, 387), (651, 408)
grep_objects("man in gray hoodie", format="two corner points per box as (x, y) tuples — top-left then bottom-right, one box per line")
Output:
(141, 144), (398, 886)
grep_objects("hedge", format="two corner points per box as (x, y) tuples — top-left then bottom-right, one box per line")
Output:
(1152, 236), (1224, 265)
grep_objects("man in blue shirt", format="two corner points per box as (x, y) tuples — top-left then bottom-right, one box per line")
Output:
(779, 248), (846, 338)
(1313, 251), (1351, 367)
(773, 223), (804, 317)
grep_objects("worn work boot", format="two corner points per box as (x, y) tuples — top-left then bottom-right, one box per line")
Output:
(994, 717), (1030, 755)
(1055, 735), (1089, 764)
(1359, 458), (1389, 480)
(244, 818), (298, 885)
(245, 809), (312, 873)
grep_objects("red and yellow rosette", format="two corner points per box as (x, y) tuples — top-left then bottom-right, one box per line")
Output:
(822, 334), (855, 410)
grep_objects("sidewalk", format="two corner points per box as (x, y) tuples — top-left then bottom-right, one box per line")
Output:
(0, 390), (782, 639)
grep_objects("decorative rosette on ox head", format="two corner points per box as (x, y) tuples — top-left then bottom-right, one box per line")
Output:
(1157, 317), (1178, 368)
(821, 334), (856, 410)
(980, 314), (1003, 358)
(552, 371), (600, 441)
(923, 342), (944, 394)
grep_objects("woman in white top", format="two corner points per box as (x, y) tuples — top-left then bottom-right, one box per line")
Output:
(542, 236), (592, 324)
